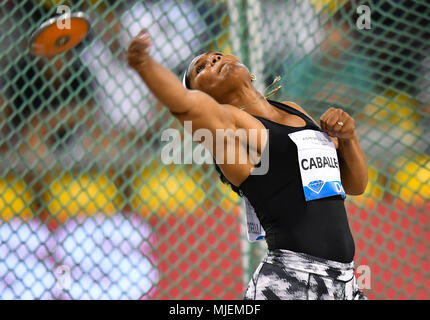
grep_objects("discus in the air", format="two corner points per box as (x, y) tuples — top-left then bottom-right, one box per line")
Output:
(30, 12), (90, 57)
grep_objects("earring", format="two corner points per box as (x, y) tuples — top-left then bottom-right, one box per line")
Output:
(250, 74), (256, 82)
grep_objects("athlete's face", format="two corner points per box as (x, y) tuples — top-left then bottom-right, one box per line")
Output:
(187, 52), (252, 102)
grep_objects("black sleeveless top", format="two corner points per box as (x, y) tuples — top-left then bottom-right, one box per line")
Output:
(216, 100), (355, 263)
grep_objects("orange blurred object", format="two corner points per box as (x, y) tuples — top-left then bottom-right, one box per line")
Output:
(30, 12), (90, 57)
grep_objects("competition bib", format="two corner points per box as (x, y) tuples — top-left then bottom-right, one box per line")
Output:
(288, 129), (346, 201)
(244, 196), (266, 242)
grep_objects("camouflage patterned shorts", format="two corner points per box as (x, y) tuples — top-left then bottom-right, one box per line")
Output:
(244, 249), (368, 300)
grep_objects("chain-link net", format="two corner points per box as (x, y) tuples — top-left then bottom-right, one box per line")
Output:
(0, 0), (429, 300)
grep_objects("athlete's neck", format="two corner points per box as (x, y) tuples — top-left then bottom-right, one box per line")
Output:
(220, 85), (275, 117)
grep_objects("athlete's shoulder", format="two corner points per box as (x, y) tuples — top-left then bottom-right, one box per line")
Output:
(282, 101), (339, 149)
(281, 101), (315, 121)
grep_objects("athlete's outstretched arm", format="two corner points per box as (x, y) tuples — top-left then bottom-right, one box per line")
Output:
(127, 30), (234, 132)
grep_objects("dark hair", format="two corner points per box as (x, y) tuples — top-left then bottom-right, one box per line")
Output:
(183, 68), (191, 89)
(183, 55), (197, 90)
(183, 53), (206, 90)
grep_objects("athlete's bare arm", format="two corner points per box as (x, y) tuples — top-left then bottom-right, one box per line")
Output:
(127, 31), (235, 133)
(127, 30), (266, 186)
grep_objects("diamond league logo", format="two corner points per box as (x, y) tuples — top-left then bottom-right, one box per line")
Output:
(307, 180), (325, 194)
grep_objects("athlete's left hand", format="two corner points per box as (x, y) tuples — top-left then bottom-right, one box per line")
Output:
(319, 107), (356, 140)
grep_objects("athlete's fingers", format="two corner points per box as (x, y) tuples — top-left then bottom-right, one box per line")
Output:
(319, 107), (335, 132)
(137, 29), (148, 38)
(324, 112), (342, 136)
(325, 109), (343, 129)
(320, 107), (340, 136)
(335, 116), (356, 140)
(320, 107), (356, 138)
(127, 30), (152, 69)
(337, 118), (356, 140)
(128, 36), (151, 54)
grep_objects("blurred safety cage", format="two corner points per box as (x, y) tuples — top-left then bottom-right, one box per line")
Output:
(0, 0), (429, 299)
